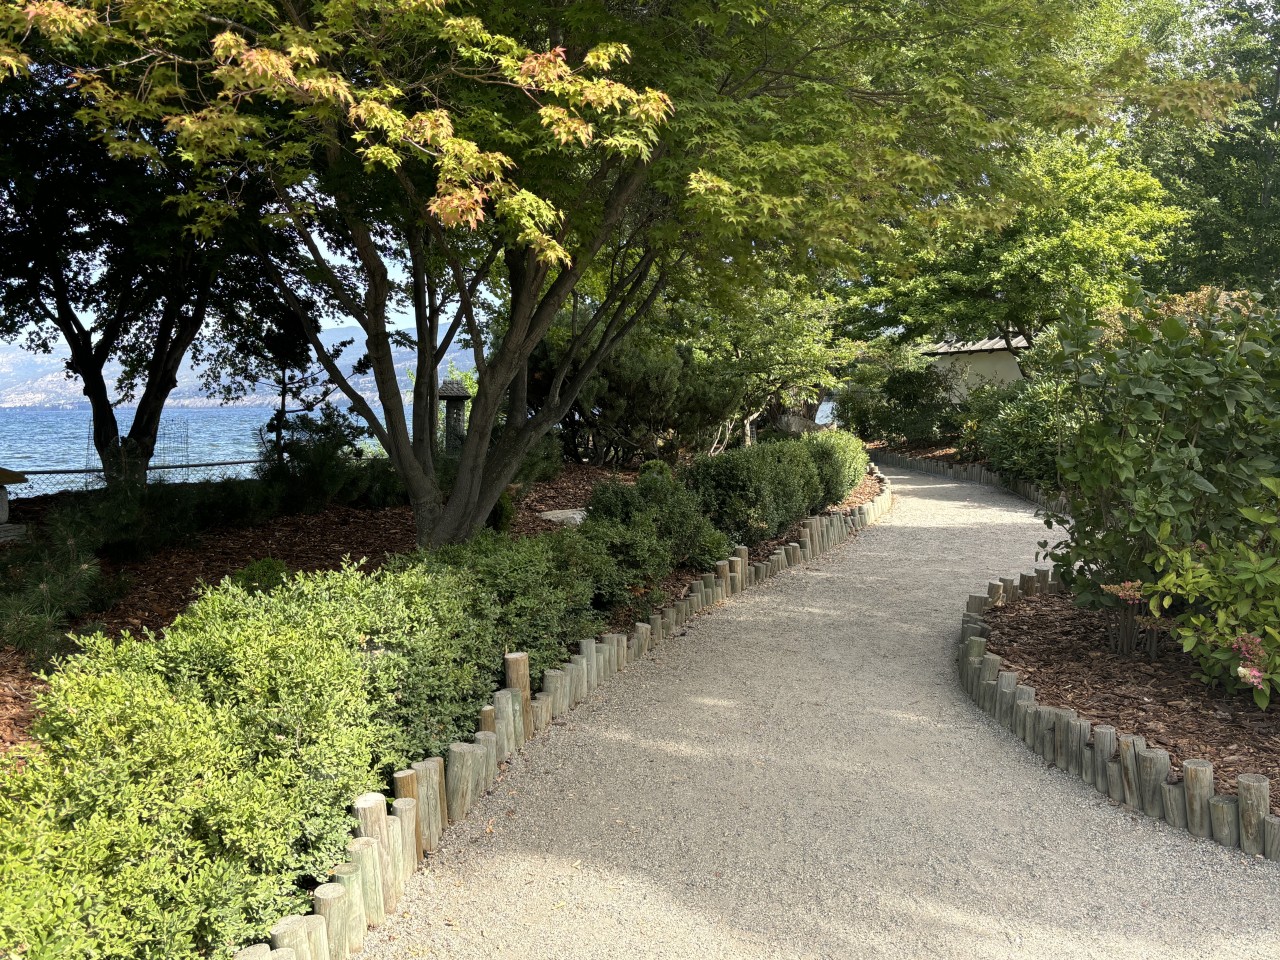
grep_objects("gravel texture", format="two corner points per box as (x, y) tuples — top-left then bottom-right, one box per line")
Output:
(364, 469), (1280, 960)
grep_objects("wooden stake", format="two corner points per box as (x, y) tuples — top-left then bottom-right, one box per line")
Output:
(313, 883), (350, 960)
(1107, 759), (1125, 803)
(346, 836), (384, 926)
(474, 731), (498, 792)
(1092, 726), (1116, 798)
(1136, 747), (1170, 819)
(504, 652), (533, 737)
(533, 693), (553, 733)
(1184, 759), (1215, 840)
(270, 916), (312, 960)
(392, 769), (424, 858)
(385, 815), (405, 894)
(1264, 815), (1280, 861)
(493, 688), (517, 758)
(1118, 734), (1145, 810)
(353, 793), (396, 912)
(446, 743), (476, 824)
(1054, 707), (1077, 768)
(996, 671), (1018, 729)
(478, 705), (496, 734)
(1210, 796), (1240, 848)
(331, 862), (366, 952)
(1162, 782), (1188, 831)
(1238, 774), (1270, 856)
(568, 656), (587, 705)
(544, 668), (568, 716)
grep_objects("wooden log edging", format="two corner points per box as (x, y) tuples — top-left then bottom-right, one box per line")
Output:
(871, 449), (1069, 514)
(233, 468), (895, 957)
(956, 568), (1279, 868)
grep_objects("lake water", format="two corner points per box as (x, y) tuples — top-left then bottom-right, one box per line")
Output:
(0, 406), (275, 496)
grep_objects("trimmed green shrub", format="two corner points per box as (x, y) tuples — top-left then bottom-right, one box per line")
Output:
(682, 439), (823, 546)
(585, 462), (731, 573)
(800, 431), (869, 507)
(0, 591), (391, 959)
(421, 530), (606, 684)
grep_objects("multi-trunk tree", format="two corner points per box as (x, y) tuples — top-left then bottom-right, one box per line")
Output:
(7, 0), (1166, 543)
(0, 70), (300, 486)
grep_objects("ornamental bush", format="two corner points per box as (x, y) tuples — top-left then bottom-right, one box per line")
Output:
(800, 430), (870, 507)
(1045, 289), (1280, 707)
(958, 376), (1079, 492)
(585, 461), (731, 574)
(683, 439), (825, 546)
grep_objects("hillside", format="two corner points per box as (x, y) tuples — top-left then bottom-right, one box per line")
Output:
(0, 328), (474, 409)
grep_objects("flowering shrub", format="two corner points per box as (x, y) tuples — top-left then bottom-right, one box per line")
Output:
(1045, 290), (1280, 707)
(1100, 581), (1159, 657)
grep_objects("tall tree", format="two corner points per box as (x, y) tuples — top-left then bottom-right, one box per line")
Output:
(1140, 0), (1280, 290)
(7, 0), (1175, 542)
(854, 137), (1187, 347)
(0, 70), (294, 485)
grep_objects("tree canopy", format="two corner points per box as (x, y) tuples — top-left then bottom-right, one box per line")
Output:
(3, 0), (1209, 542)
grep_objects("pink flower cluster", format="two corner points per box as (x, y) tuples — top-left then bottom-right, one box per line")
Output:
(1231, 634), (1267, 689)
(1102, 581), (1144, 606)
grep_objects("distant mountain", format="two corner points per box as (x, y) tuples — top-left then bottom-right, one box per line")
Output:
(0, 327), (474, 410)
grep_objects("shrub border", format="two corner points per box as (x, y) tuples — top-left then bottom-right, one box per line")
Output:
(871, 449), (1068, 514)
(958, 573), (1280, 864)
(233, 467), (894, 959)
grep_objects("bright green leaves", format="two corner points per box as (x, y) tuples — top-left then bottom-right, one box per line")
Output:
(8, 0), (672, 260)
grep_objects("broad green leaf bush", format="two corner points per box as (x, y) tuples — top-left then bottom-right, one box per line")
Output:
(1045, 289), (1280, 707)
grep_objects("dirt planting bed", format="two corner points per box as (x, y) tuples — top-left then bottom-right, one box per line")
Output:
(984, 592), (1280, 813)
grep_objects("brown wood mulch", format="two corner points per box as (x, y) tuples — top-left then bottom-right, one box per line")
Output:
(984, 592), (1280, 813)
(508, 464), (635, 539)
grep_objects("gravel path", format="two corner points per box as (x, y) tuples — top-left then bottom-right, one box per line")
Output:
(365, 469), (1280, 960)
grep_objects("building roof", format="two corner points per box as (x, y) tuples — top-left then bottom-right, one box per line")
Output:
(438, 378), (472, 399)
(922, 335), (1030, 356)
(0, 467), (27, 485)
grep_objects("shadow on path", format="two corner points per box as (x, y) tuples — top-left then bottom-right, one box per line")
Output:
(364, 469), (1280, 960)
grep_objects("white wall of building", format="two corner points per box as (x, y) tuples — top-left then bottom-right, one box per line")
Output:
(930, 351), (1024, 396)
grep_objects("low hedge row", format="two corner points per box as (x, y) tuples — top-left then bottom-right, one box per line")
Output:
(683, 431), (869, 546)
(0, 431), (867, 959)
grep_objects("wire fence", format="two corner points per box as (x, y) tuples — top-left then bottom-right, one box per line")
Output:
(9, 460), (266, 500)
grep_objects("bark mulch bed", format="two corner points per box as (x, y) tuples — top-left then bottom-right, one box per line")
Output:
(508, 464), (635, 539)
(984, 592), (1280, 814)
(0, 646), (42, 753)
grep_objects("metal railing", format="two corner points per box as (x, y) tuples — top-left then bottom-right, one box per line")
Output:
(9, 459), (265, 499)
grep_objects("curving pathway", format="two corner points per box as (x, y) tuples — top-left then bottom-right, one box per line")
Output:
(365, 468), (1280, 960)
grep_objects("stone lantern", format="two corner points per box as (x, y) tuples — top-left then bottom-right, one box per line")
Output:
(0, 467), (26, 526)
(439, 379), (472, 453)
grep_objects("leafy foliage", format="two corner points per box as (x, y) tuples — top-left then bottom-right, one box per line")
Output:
(857, 137), (1186, 346)
(958, 376), (1080, 491)
(799, 432), (870, 509)
(683, 440), (826, 547)
(835, 349), (963, 447)
(585, 462), (731, 574)
(1045, 288), (1280, 706)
